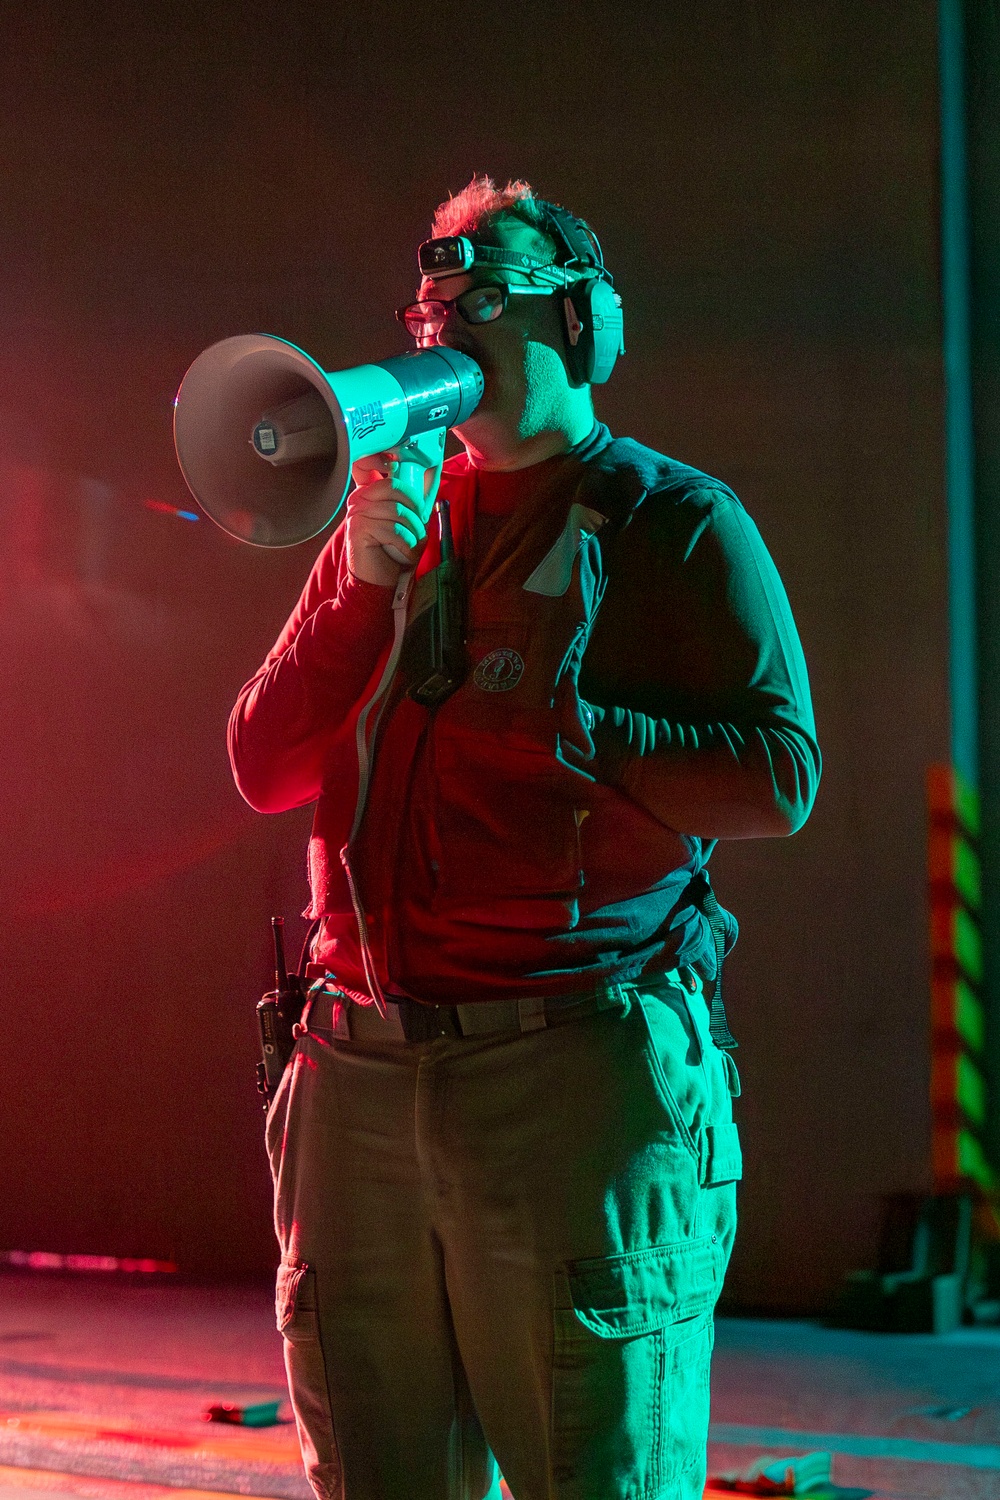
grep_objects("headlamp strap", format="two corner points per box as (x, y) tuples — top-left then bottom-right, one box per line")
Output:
(541, 203), (606, 277)
(418, 235), (591, 286)
(471, 245), (556, 274)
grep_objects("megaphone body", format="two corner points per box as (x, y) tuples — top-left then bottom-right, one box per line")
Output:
(173, 335), (484, 548)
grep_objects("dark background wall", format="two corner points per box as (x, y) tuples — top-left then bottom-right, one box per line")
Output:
(0, 0), (951, 1310)
(967, 0), (1000, 1175)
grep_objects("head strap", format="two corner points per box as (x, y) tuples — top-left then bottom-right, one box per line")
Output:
(418, 233), (590, 287)
(540, 203), (609, 280)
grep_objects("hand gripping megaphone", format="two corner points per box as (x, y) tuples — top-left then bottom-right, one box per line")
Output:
(173, 335), (484, 548)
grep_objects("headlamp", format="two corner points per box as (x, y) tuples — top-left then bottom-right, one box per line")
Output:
(417, 236), (476, 278)
(417, 235), (568, 283)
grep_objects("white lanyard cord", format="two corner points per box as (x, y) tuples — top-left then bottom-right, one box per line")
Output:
(338, 568), (414, 1016)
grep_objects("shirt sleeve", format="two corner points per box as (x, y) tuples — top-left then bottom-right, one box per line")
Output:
(579, 489), (821, 839)
(227, 532), (395, 814)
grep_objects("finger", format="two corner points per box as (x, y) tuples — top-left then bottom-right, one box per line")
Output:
(351, 452), (399, 485)
(353, 450), (398, 473)
(346, 478), (415, 510)
(360, 520), (422, 555)
(359, 515), (423, 549)
(347, 501), (428, 548)
(350, 497), (427, 531)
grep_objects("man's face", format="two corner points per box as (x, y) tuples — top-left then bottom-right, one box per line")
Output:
(415, 221), (577, 444)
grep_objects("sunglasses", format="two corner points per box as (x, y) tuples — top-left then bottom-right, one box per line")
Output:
(396, 282), (556, 343)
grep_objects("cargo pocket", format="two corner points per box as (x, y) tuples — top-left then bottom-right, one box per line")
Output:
(552, 1235), (721, 1499)
(275, 1260), (343, 1500)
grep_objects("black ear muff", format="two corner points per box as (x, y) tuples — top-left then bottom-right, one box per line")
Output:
(562, 275), (625, 385)
(543, 203), (625, 385)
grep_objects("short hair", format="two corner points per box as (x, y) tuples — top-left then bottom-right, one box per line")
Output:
(430, 174), (560, 264)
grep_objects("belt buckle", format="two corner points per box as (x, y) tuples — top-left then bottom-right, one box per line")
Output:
(397, 999), (460, 1042)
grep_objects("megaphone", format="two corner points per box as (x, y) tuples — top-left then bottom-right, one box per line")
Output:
(173, 334), (484, 547)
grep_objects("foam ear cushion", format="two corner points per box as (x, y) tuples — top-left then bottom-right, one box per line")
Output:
(562, 288), (590, 386)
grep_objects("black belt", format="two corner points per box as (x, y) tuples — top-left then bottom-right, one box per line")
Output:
(388, 981), (649, 1043)
(305, 968), (700, 1045)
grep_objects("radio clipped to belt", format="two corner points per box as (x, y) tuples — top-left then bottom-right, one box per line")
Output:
(256, 917), (315, 1109)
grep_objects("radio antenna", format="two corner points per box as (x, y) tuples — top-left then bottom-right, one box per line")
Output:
(437, 497), (454, 563)
(271, 916), (289, 993)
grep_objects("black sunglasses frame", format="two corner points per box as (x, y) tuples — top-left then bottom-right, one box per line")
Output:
(395, 281), (557, 341)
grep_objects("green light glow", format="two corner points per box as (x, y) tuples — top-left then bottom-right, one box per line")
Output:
(956, 977), (986, 1052)
(958, 1127), (996, 1189)
(955, 905), (984, 983)
(957, 1052), (988, 1125)
(953, 834), (982, 911)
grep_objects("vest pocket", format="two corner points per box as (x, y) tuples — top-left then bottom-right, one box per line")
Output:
(430, 741), (583, 920)
(552, 1237), (720, 1496)
(426, 616), (588, 920)
(275, 1261), (343, 1500)
(434, 763), (582, 899)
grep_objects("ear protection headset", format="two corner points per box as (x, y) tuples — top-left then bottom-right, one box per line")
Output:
(539, 203), (625, 386)
(416, 203), (625, 385)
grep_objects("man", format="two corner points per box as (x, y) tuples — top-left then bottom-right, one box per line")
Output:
(229, 176), (820, 1500)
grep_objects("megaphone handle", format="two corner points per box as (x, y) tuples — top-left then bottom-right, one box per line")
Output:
(382, 446), (445, 566)
(395, 457), (443, 512)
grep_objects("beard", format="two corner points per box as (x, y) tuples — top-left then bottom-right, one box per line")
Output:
(448, 335), (584, 457)
(455, 338), (565, 431)
(516, 341), (573, 441)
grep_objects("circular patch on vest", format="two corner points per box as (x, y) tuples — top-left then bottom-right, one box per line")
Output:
(473, 647), (525, 692)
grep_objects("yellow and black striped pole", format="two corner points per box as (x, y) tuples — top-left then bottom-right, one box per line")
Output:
(928, 766), (994, 1199)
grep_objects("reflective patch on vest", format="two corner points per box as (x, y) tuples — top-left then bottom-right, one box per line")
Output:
(473, 648), (525, 692)
(522, 502), (607, 597)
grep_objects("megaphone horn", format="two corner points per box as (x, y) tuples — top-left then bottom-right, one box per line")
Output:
(173, 335), (484, 547)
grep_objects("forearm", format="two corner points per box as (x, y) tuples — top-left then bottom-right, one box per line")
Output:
(579, 488), (821, 840)
(229, 573), (394, 813)
(589, 703), (821, 838)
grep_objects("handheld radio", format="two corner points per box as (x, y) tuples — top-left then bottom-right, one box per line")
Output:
(256, 917), (306, 1109)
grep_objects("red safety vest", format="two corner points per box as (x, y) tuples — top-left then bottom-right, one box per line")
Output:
(307, 454), (694, 1004)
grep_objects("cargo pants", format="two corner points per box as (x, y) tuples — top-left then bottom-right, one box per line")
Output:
(265, 973), (742, 1500)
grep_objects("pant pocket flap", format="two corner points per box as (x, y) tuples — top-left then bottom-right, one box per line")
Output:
(275, 1259), (312, 1334)
(567, 1234), (722, 1338)
(700, 1122), (743, 1185)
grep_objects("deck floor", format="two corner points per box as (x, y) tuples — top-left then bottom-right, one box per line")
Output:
(0, 1272), (997, 1499)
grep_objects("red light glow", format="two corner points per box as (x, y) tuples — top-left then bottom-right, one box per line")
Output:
(143, 499), (199, 522)
(2, 1250), (178, 1274)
